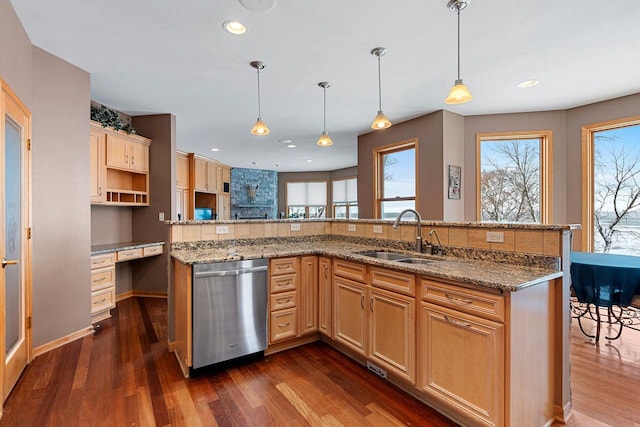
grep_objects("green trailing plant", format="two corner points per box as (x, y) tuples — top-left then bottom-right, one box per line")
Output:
(90, 104), (136, 134)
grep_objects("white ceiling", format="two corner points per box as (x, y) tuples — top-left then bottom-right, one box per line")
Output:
(10, 0), (640, 172)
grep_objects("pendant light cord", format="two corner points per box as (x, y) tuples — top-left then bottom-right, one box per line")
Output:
(323, 86), (327, 132)
(457, 8), (461, 80)
(377, 54), (383, 111)
(256, 67), (262, 118)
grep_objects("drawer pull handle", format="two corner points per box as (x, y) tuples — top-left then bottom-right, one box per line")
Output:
(281, 299), (290, 303)
(278, 322), (290, 327)
(370, 296), (374, 312)
(445, 293), (473, 304)
(444, 315), (471, 328)
(360, 294), (365, 309)
(93, 298), (107, 305)
(92, 278), (104, 283)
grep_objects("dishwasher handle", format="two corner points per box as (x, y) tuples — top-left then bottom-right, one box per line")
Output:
(194, 265), (268, 278)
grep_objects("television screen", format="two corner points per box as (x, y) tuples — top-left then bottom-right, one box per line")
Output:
(194, 208), (213, 220)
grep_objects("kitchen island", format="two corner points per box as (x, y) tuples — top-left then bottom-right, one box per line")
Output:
(169, 219), (576, 427)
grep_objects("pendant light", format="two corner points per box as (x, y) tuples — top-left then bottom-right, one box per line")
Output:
(370, 47), (392, 130)
(317, 82), (333, 146)
(250, 61), (270, 135)
(445, 0), (473, 104)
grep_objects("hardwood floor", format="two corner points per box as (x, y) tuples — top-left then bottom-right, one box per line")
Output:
(2, 298), (639, 427)
(0, 298), (453, 427)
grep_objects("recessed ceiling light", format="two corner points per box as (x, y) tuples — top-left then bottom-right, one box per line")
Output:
(222, 20), (247, 35)
(306, 159), (313, 163)
(287, 144), (296, 148)
(518, 79), (540, 88)
(279, 139), (293, 144)
(210, 148), (219, 152)
(239, 0), (276, 12)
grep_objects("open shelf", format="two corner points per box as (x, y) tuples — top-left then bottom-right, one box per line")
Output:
(104, 168), (149, 206)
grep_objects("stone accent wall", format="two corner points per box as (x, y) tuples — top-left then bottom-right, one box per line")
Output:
(230, 168), (278, 219)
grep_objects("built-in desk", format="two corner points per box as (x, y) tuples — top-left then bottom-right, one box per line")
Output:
(90, 241), (164, 323)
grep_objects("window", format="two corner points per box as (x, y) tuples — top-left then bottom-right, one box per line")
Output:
(375, 139), (417, 220)
(582, 117), (640, 254)
(286, 181), (327, 218)
(476, 131), (552, 224)
(332, 177), (358, 219)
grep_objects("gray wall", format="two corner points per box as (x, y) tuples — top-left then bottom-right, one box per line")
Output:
(31, 49), (91, 345)
(0, 0), (32, 104)
(442, 111), (465, 221)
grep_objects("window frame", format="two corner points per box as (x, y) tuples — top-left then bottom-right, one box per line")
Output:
(332, 176), (358, 219)
(373, 138), (418, 219)
(475, 130), (553, 224)
(581, 115), (640, 251)
(285, 180), (328, 219)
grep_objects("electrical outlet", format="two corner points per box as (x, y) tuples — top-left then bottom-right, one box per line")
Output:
(158, 212), (164, 222)
(216, 225), (229, 234)
(373, 225), (383, 234)
(486, 231), (504, 243)
(348, 224), (356, 232)
(290, 223), (301, 231)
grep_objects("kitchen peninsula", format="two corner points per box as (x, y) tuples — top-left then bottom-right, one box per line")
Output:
(169, 219), (576, 427)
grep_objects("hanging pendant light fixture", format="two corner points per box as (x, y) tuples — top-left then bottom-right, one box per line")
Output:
(317, 82), (334, 147)
(445, 0), (473, 104)
(370, 47), (392, 130)
(250, 61), (270, 135)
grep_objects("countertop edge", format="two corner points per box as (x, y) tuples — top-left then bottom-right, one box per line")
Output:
(91, 241), (166, 256)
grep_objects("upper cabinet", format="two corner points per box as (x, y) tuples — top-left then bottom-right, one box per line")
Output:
(176, 151), (189, 189)
(90, 121), (151, 206)
(193, 156), (216, 193)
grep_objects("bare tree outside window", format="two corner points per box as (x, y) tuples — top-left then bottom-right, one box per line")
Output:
(480, 139), (540, 223)
(592, 128), (640, 254)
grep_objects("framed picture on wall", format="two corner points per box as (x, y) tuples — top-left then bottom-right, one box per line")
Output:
(448, 165), (461, 199)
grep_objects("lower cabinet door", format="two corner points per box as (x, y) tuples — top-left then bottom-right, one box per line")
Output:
(318, 257), (332, 337)
(368, 288), (415, 384)
(419, 302), (504, 427)
(332, 277), (366, 355)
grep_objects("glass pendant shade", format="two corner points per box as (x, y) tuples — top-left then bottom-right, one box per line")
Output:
(251, 117), (270, 135)
(371, 110), (392, 130)
(317, 131), (333, 146)
(445, 79), (473, 104)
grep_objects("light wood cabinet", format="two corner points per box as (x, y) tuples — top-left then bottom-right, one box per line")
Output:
(369, 287), (416, 384)
(318, 256), (332, 337)
(90, 127), (105, 203)
(90, 253), (116, 323)
(299, 256), (318, 335)
(176, 152), (189, 189)
(217, 194), (230, 220)
(193, 156), (217, 193)
(268, 257), (301, 344)
(90, 121), (151, 206)
(333, 275), (367, 356)
(418, 301), (504, 427)
(176, 188), (188, 221)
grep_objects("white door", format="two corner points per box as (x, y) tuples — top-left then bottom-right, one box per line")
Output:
(1, 80), (31, 402)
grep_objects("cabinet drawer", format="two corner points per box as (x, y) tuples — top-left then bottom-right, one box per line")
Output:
(143, 245), (163, 257)
(270, 257), (298, 275)
(90, 253), (115, 270)
(270, 291), (297, 311)
(91, 267), (114, 291)
(422, 279), (505, 323)
(371, 267), (416, 296)
(333, 259), (367, 283)
(270, 273), (298, 293)
(270, 308), (298, 343)
(117, 248), (143, 262)
(91, 287), (115, 314)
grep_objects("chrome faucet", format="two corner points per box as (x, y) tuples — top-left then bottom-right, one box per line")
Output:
(429, 229), (443, 255)
(392, 209), (423, 252)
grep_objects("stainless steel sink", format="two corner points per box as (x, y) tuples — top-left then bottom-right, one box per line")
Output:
(356, 251), (411, 261)
(396, 258), (437, 265)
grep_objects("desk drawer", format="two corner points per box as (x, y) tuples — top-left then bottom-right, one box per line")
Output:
(90, 253), (115, 270)
(143, 245), (163, 257)
(91, 267), (114, 291)
(91, 287), (115, 314)
(117, 248), (143, 262)
(422, 279), (505, 323)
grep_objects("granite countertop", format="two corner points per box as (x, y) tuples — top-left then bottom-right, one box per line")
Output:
(91, 241), (165, 256)
(171, 241), (562, 293)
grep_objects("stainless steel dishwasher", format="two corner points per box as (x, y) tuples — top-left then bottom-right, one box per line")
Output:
(192, 259), (268, 370)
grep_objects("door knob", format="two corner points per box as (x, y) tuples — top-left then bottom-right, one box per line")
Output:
(2, 257), (19, 268)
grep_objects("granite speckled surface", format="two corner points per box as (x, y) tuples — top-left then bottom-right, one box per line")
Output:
(91, 241), (165, 256)
(171, 237), (562, 293)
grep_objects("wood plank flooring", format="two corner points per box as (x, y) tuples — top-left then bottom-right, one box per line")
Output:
(2, 298), (639, 426)
(0, 298), (453, 427)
